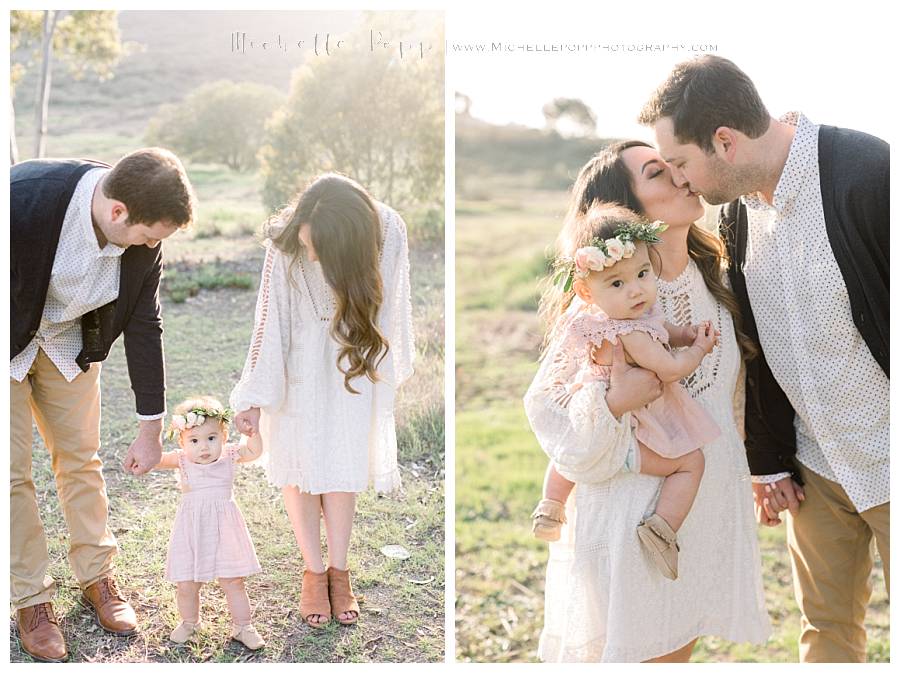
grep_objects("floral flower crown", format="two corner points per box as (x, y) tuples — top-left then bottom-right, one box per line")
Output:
(166, 406), (234, 441)
(552, 219), (668, 293)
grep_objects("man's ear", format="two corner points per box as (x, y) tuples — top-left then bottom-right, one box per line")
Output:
(713, 126), (739, 163)
(573, 277), (592, 304)
(110, 201), (129, 225)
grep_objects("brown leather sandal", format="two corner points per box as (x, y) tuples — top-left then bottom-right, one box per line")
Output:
(327, 567), (360, 625)
(300, 569), (331, 628)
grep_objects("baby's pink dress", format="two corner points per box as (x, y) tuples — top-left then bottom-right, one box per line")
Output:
(562, 304), (720, 458)
(165, 445), (262, 582)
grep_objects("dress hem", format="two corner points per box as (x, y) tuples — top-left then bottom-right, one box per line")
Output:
(165, 566), (263, 584)
(538, 619), (772, 663)
(265, 468), (402, 495)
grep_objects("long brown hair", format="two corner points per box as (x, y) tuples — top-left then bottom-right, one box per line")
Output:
(266, 173), (389, 393)
(541, 140), (757, 360)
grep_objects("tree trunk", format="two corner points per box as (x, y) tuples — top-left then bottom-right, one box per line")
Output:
(10, 97), (19, 165)
(33, 10), (58, 159)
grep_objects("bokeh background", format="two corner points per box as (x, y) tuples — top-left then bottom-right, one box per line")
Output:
(10, 9), (444, 663)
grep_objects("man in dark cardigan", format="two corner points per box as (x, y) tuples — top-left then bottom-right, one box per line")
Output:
(638, 56), (889, 662)
(10, 147), (196, 661)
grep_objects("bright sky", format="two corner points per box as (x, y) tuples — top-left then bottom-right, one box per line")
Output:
(449, 1), (896, 143)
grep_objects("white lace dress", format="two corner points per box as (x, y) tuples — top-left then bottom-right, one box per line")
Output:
(525, 259), (771, 662)
(230, 202), (414, 494)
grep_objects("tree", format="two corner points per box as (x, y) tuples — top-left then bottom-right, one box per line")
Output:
(9, 10), (128, 162)
(542, 97), (598, 138)
(258, 16), (444, 211)
(456, 91), (473, 116)
(145, 81), (284, 172)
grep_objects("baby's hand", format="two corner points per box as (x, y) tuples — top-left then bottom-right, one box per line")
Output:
(235, 408), (260, 436)
(682, 324), (699, 343)
(669, 323), (704, 348)
(692, 321), (718, 355)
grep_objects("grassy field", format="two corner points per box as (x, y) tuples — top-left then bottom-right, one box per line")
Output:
(10, 160), (445, 663)
(453, 187), (890, 663)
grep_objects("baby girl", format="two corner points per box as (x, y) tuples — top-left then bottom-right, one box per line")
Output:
(154, 395), (265, 649)
(531, 204), (720, 579)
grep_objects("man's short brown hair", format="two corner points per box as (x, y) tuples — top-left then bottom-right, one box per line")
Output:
(638, 55), (770, 153)
(103, 147), (195, 228)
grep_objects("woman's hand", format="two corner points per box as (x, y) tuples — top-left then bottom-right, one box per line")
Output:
(234, 407), (261, 437)
(605, 338), (664, 418)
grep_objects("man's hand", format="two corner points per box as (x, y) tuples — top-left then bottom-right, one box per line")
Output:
(604, 338), (664, 419)
(751, 477), (805, 525)
(234, 407), (261, 437)
(123, 418), (163, 476)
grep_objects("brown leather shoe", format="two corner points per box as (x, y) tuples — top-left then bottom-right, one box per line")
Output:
(16, 602), (68, 662)
(81, 576), (138, 636)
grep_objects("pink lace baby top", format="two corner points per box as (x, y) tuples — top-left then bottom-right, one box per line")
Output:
(561, 303), (720, 458)
(164, 445), (262, 583)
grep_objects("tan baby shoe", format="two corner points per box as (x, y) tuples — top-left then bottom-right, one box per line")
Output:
(531, 499), (566, 542)
(231, 623), (266, 650)
(637, 513), (680, 580)
(169, 620), (199, 644)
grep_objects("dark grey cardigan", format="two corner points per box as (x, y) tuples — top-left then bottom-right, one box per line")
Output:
(11, 158), (166, 416)
(719, 124), (889, 480)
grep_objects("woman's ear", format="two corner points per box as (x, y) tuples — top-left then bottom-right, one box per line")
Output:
(573, 277), (593, 304)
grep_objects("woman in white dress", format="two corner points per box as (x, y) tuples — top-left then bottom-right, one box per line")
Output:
(229, 173), (414, 628)
(525, 141), (771, 662)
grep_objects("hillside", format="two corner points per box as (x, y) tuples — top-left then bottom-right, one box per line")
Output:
(12, 10), (439, 147)
(455, 112), (617, 196)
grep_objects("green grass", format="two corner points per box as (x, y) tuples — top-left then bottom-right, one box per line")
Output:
(454, 187), (890, 663)
(11, 215), (445, 662)
(161, 262), (255, 303)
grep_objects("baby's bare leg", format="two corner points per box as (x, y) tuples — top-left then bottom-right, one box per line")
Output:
(218, 577), (252, 626)
(638, 445), (705, 531)
(543, 463), (575, 504)
(176, 581), (202, 624)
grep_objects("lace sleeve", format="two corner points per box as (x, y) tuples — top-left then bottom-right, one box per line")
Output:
(229, 243), (291, 413)
(523, 314), (636, 484)
(377, 204), (415, 387)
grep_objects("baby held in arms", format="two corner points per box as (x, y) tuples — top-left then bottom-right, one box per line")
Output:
(531, 204), (720, 580)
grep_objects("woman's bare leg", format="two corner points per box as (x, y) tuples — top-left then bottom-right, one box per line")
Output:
(639, 446), (705, 531)
(282, 486), (328, 625)
(644, 637), (698, 662)
(321, 491), (357, 622)
(543, 463), (575, 504)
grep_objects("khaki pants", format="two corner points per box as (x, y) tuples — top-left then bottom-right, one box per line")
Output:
(10, 349), (117, 610)
(786, 461), (890, 662)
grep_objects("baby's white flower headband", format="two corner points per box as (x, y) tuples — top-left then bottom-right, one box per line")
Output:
(167, 406), (234, 441)
(552, 219), (668, 292)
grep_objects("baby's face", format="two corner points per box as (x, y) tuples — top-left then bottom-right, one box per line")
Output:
(578, 242), (658, 320)
(179, 417), (226, 464)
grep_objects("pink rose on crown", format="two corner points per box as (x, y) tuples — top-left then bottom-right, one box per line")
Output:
(575, 247), (607, 275)
(622, 240), (636, 258)
(605, 238), (626, 261)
